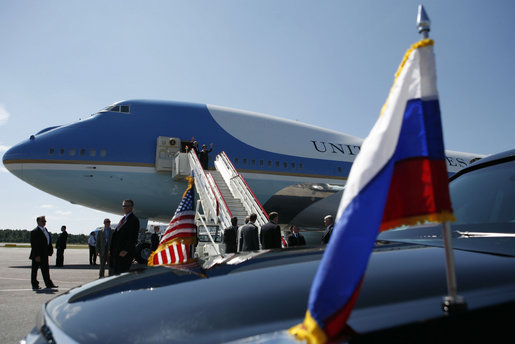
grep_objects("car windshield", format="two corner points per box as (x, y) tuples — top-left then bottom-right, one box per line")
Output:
(379, 158), (515, 256)
(451, 160), (515, 226)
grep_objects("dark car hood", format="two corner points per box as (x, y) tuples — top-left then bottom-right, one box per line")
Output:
(43, 239), (515, 343)
(378, 222), (515, 257)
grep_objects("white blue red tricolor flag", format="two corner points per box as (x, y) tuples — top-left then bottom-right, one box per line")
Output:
(289, 39), (456, 343)
(148, 176), (198, 266)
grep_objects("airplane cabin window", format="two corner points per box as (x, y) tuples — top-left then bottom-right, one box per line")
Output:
(284, 162), (288, 168)
(291, 162), (295, 169)
(234, 158), (239, 165)
(49, 148), (55, 155)
(276, 161), (280, 168)
(80, 149), (86, 156)
(299, 163), (303, 169)
(69, 148), (76, 156)
(251, 159), (256, 166)
(268, 160), (272, 167)
(260, 160), (264, 167)
(338, 167), (342, 173)
(59, 148), (65, 156)
(243, 158), (247, 165)
(100, 149), (107, 157)
(90, 149), (96, 157)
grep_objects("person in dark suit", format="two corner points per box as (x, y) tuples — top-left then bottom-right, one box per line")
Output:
(223, 217), (238, 254)
(29, 216), (57, 290)
(188, 140), (199, 155)
(287, 225), (306, 247)
(150, 225), (160, 251)
(321, 215), (334, 244)
(239, 213), (259, 251)
(198, 143), (213, 169)
(110, 199), (140, 275)
(55, 225), (68, 267)
(96, 218), (114, 278)
(260, 212), (282, 249)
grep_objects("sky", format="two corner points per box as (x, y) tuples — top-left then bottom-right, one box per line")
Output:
(1, 1), (514, 235)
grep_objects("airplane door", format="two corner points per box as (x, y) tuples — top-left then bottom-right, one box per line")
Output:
(155, 136), (181, 172)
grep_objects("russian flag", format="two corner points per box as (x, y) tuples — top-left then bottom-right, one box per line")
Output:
(289, 39), (456, 343)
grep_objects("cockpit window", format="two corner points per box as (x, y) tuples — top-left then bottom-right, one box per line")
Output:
(100, 105), (131, 114)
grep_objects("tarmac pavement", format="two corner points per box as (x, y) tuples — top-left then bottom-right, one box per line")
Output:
(0, 245), (112, 344)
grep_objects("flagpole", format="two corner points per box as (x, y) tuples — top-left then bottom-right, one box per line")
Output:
(441, 221), (466, 312)
(417, 4), (467, 313)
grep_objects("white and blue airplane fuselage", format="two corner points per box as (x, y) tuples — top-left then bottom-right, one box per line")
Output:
(2, 100), (482, 228)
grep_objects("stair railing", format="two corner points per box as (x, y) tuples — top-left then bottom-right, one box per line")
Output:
(188, 150), (219, 225)
(214, 151), (269, 227)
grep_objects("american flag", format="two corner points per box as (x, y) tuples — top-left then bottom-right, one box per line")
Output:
(148, 177), (197, 266)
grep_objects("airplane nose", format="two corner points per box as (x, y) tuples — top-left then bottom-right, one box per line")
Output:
(2, 141), (25, 178)
(3, 125), (63, 181)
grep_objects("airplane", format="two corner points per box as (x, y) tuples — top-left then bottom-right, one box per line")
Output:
(2, 99), (484, 229)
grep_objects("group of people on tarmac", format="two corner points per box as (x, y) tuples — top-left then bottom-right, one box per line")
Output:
(88, 199), (140, 278)
(30, 191), (336, 290)
(222, 212), (335, 254)
(29, 199), (141, 289)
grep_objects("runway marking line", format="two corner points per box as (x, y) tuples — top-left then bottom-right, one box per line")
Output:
(0, 288), (62, 292)
(0, 277), (31, 281)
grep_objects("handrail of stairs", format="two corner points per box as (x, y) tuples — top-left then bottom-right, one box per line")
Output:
(214, 151), (269, 227)
(188, 149), (233, 229)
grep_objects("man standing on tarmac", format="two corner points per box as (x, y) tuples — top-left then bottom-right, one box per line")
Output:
(55, 225), (68, 267)
(260, 212), (282, 249)
(151, 225), (160, 252)
(110, 199), (140, 275)
(239, 213), (259, 251)
(30, 216), (58, 290)
(88, 232), (97, 265)
(223, 217), (238, 253)
(321, 215), (334, 244)
(287, 225), (306, 246)
(96, 218), (114, 278)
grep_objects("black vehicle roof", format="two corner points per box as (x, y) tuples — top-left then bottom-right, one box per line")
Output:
(450, 148), (515, 181)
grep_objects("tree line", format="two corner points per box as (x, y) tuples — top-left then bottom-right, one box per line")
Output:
(0, 229), (88, 244)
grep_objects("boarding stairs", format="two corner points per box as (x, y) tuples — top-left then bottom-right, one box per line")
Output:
(154, 136), (268, 256)
(210, 171), (248, 224)
(182, 149), (268, 257)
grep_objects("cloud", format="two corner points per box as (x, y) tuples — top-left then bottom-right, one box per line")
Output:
(0, 104), (9, 126)
(40, 204), (54, 209)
